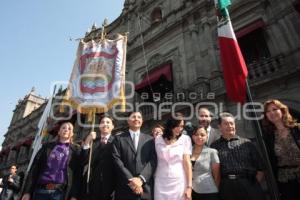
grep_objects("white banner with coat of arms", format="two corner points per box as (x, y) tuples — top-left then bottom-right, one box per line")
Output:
(66, 34), (127, 113)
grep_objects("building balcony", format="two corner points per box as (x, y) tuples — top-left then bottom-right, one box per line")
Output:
(247, 55), (288, 84)
(207, 54), (296, 93)
(136, 54), (298, 122)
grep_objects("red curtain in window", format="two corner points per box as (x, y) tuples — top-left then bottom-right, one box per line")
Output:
(135, 64), (172, 91)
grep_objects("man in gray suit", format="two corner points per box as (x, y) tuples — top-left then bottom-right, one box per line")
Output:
(112, 111), (157, 200)
(198, 107), (220, 146)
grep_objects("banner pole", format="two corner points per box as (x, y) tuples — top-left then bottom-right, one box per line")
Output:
(86, 108), (96, 194)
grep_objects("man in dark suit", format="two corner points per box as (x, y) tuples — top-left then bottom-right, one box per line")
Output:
(198, 107), (220, 146)
(0, 165), (20, 200)
(112, 111), (157, 200)
(81, 115), (116, 200)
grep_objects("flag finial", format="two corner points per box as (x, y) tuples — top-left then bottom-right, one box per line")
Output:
(216, 0), (231, 19)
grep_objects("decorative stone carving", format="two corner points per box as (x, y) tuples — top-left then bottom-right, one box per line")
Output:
(209, 71), (223, 91)
(148, 54), (164, 69)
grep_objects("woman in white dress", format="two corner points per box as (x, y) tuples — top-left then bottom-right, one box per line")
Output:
(154, 113), (192, 200)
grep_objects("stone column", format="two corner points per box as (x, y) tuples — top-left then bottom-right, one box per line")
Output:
(200, 16), (218, 78)
(265, 25), (281, 56)
(269, 23), (290, 54)
(282, 15), (300, 50)
(172, 50), (184, 93)
(278, 18), (295, 51)
(189, 22), (203, 78)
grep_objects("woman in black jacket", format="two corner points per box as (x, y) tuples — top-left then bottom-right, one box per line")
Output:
(21, 122), (82, 200)
(262, 99), (300, 200)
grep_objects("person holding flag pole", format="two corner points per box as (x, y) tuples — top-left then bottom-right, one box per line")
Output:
(61, 18), (128, 197)
(214, 0), (280, 199)
(81, 114), (116, 200)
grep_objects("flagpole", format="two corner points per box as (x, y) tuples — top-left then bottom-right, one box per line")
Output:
(86, 109), (96, 194)
(245, 80), (280, 200)
(27, 85), (57, 171)
(86, 19), (108, 193)
(215, 0), (280, 198)
(20, 85), (57, 196)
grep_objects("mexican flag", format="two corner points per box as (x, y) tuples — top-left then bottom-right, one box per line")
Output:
(216, 0), (248, 104)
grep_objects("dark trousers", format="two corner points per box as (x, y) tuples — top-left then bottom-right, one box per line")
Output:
(33, 189), (64, 200)
(219, 178), (265, 200)
(82, 186), (112, 200)
(192, 190), (220, 200)
(278, 179), (300, 200)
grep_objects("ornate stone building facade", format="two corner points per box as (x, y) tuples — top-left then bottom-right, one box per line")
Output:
(1, 0), (300, 176)
(103, 0), (300, 133)
(0, 88), (45, 174)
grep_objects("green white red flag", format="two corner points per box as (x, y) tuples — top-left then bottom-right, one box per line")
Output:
(215, 0), (248, 103)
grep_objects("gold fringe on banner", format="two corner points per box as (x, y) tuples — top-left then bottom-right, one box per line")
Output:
(59, 90), (126, 114)
(59, 32), (127, 116)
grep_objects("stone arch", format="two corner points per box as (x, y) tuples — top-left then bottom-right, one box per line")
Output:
(151, 7), (163, 24)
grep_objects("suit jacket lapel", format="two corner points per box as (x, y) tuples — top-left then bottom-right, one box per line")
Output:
(124, 131), (136, 153)
(107, 135), (114, 144)
(136, 132), (146, 153)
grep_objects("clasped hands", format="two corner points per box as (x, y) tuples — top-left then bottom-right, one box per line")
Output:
(128, 177), (143, 195)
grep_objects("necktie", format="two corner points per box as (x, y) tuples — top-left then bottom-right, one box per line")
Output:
(133, 133), (138, 150)
(101, 136), (107, 144)
(206, 129), (210, 146)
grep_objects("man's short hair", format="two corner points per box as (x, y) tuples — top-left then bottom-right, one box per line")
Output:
(218, 112), (235, 125)
(10, 165), (17, 169)
(198, 107), (211, 114)
(127, 110), (142, 118)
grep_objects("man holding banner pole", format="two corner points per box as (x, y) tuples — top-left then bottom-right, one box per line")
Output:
(63, 24), (127, 195)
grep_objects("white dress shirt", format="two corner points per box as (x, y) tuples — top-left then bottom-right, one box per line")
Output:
(129, 129), (140, 150)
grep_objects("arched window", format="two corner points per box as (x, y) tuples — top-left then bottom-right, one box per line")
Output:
(151, 7), (162, 24)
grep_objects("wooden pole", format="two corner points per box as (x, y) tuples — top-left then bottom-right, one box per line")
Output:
(86, 108), (96, 194)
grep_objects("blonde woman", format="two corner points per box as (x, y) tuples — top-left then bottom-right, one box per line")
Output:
(262, 99), (300, 200)
(21, 122), (82, 200)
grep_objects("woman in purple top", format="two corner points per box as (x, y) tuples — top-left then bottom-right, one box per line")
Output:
(21, 122), (82, 200)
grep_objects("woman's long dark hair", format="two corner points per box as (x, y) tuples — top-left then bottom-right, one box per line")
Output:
(163, 113), (185, 140)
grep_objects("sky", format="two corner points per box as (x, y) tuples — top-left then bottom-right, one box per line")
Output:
(0, 0), (124, 148)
